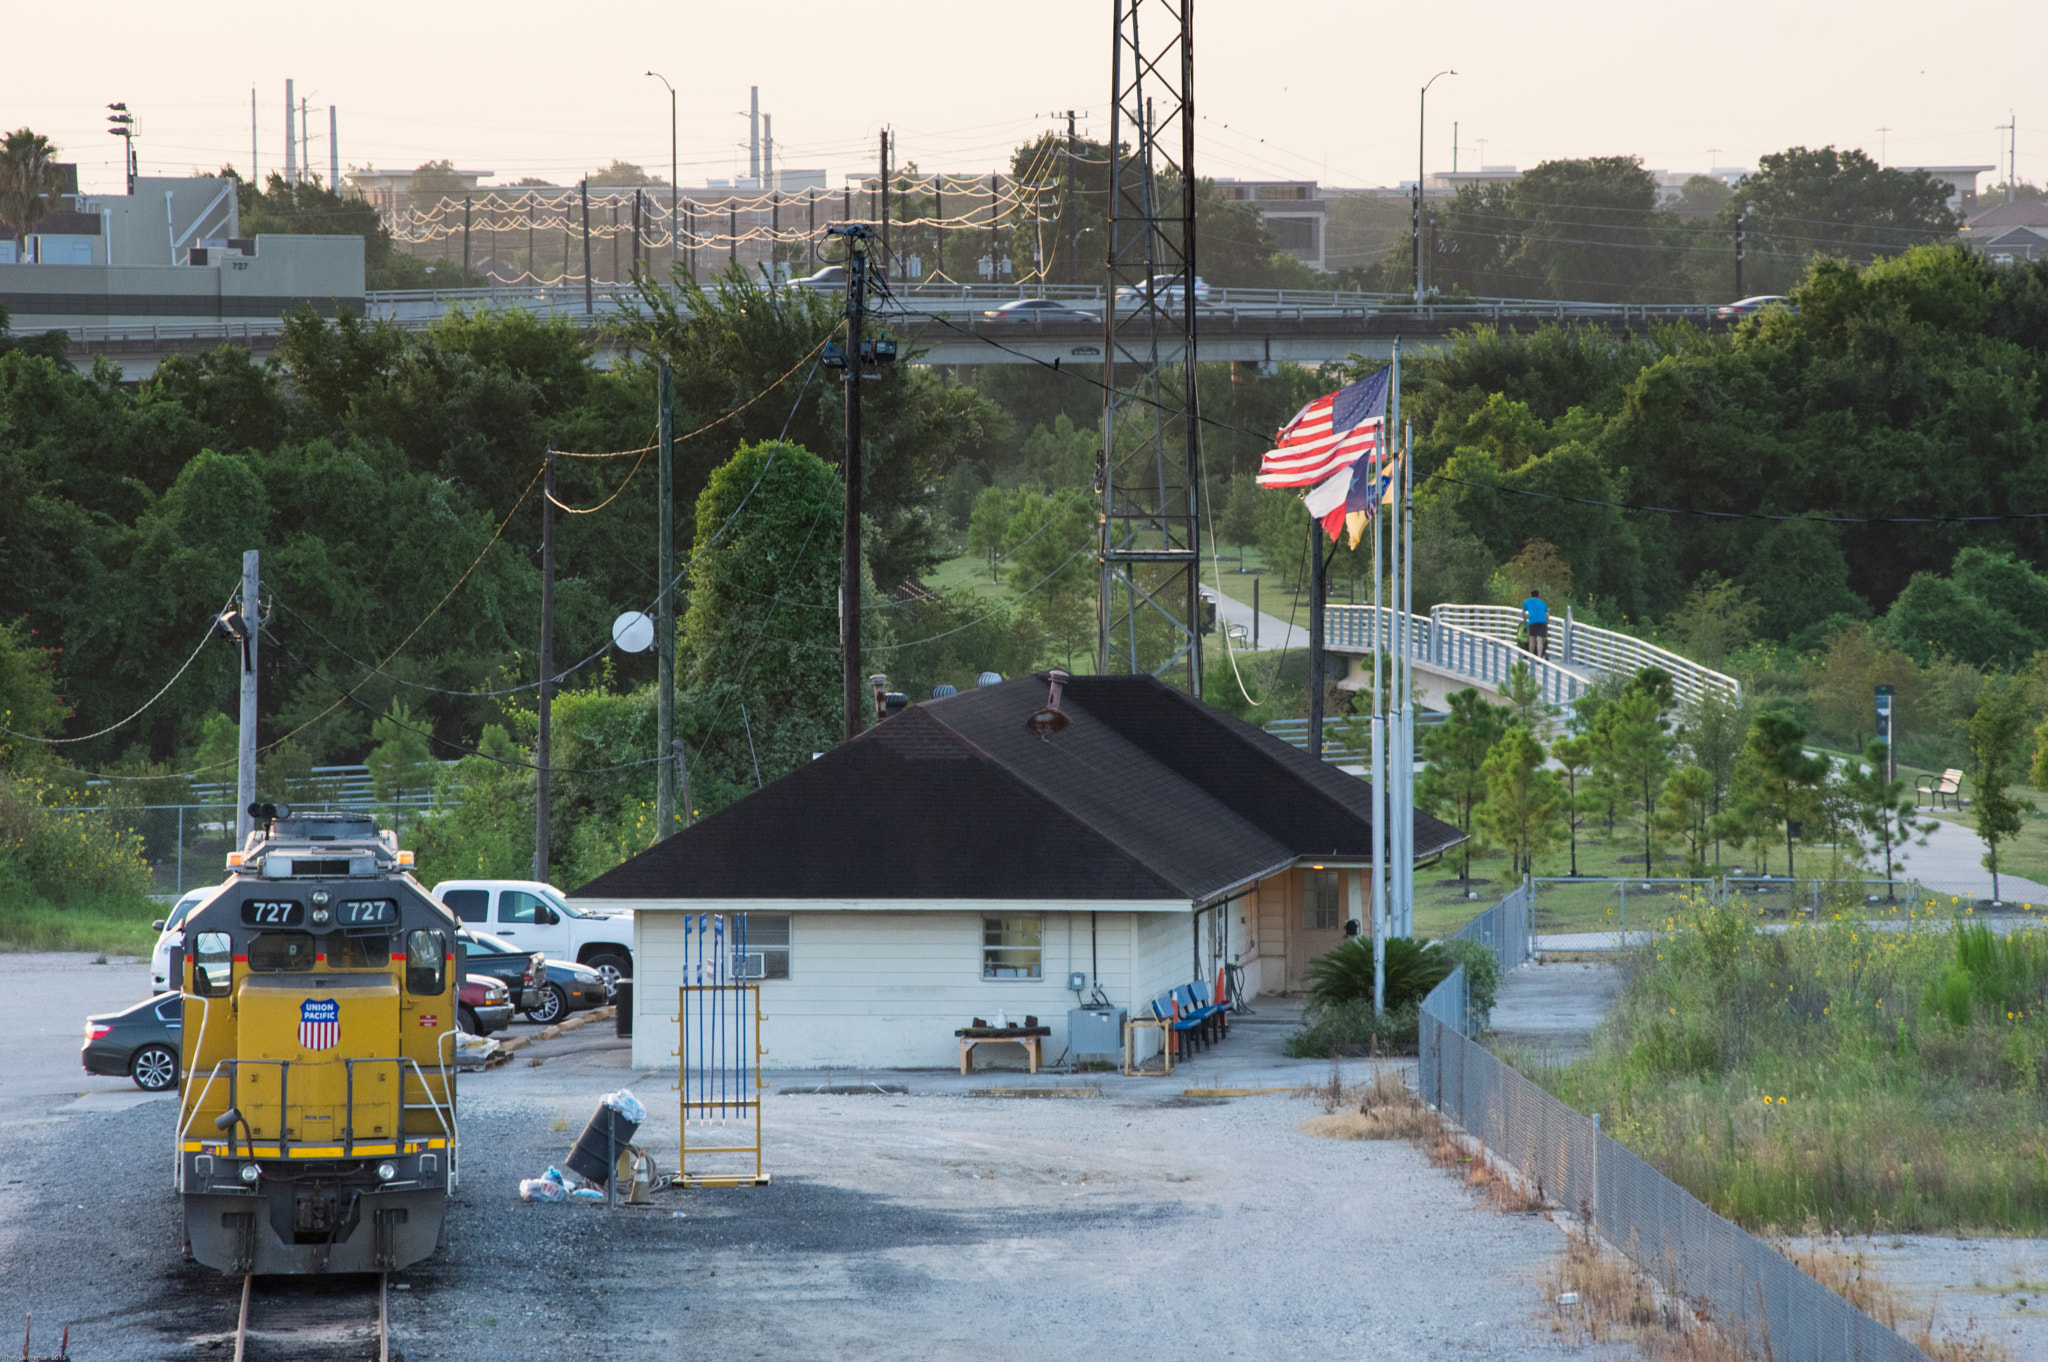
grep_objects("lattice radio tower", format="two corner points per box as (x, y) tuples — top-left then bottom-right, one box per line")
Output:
(1096, 0), (1201, 692)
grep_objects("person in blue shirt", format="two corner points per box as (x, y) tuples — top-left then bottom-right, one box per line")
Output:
(1523, 590), (1550, 659)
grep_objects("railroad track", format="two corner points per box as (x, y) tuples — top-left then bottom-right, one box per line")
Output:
(231, 1272), (390, 1362)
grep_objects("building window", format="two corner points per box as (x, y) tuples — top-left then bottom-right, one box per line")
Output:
(1271, 217), (1316, 251)
(1258, 184), (1309, 200)
(1305, 871), (1340, 931)
(982, 917), (1043, 979)
(732, 915), (791, 980)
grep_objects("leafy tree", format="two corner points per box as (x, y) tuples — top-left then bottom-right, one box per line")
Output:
(1215, 472), (1260, 553)
(1737, 518), (1866, 641)
(967, 484), (1017, 582)
(1840, 739), (1935, 889)
(1675, 687), (1754, 863)
(1730, 712), (1831, 879)
(1661, 575), (1761, 667)
(1003, 486), (1094, 596)
(1656, 764), (1716, 875)
(679, 440), (846, 809)
(1605, 688), (1676, 872)
(1475, 724), (1561, 879)
(1419, 687), (1508, 880)
(590, 161), (667, 187)
(0, 616), (68, 772)
(1552, 734), (1596, 877)
(1968, 675), (2036, 902)
(1880, 548), (2048, 668)
(367, 699), (435, 834)
(1427, 156), (1671, 301)
(0, 128), (64, 250)
(1721, 147), (1959, 294)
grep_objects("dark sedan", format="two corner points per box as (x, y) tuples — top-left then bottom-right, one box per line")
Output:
(83, 995), (182, 1092)
(457, 928), (545, 1012)
(525, 959), (613, 1024)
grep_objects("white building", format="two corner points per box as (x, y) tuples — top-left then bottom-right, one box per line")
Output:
(573, 673), (1462, 1071)
(0, 176), (364, 332)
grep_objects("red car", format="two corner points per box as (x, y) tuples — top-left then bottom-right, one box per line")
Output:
(459, 975), (514, 1036)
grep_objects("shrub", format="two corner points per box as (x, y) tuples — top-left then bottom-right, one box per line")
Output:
(1284, 1000), (1421, 1057)
(1303, 936), (1453, 1012)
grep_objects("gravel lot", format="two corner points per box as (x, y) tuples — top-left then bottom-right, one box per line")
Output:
(0, 953), (1623, 1361)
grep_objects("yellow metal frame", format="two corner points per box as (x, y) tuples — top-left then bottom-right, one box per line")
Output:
(672, 984), (770, 1188)
(1124, 1015), (1175, 1077)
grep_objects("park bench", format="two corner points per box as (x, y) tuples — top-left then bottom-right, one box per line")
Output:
(1916, 768), (1965, 810)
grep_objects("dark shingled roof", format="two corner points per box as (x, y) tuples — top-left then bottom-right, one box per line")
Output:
(573, 674), (1462, 905)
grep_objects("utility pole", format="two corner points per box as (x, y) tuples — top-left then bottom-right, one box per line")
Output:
(301, 98), (310, 186)
(656, 366), (677, 834)
(285, 80), (296, 185)
(534, 447), (557, 881)
(1066, 109), (1079, 287)
(581, 178), (594, 316)
(1734, 213), (1745, 296)
(235, 550), (260, 847)
(838, 227), (871, 741)
(463, 194), (472, 278)
(749, 86), (760, 183)
(879, 130), (891, 270)
(764, 113), (774, 188)
(328, 105), (338, 190)
(250, 89), (257, 184)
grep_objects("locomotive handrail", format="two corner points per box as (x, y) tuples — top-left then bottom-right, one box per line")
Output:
(179, 1055), (455, 1158)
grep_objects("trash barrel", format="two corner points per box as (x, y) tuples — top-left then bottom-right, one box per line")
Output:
(614, 980), (633, 1038)
(565, 1101), (640, 1186)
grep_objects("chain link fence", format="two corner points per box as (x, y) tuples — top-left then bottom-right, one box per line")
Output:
(1529, 875), (2042, 942)
(1420, 890), (1932, 1362)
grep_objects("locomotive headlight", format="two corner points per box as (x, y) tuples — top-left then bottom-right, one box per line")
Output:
(311, 908), (330, 924)
(239, 1163), (260, 1184)
(311, 890), (330, 907)
(376, 1162), (398, 1183)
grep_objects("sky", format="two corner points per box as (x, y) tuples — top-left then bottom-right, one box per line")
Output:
(13, 0), (2039, 199)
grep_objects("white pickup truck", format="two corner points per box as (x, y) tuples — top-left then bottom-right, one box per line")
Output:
(429, 880), (634, 985)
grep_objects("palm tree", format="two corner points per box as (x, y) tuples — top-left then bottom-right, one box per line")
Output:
(0, 128), (64, 252)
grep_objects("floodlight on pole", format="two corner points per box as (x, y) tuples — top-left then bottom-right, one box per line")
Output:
(647, 71), (678, 275)
(107, 103), (136, 194)
(1415, 69), (1455, 305)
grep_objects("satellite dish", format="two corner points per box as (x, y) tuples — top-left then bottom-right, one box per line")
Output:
(611, 611), (655, 653)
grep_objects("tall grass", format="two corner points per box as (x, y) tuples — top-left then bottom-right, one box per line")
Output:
(0, 772), (161, 953)
(1542, 895), (2048, 1233)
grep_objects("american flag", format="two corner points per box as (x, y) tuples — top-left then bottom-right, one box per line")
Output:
(299, 998), (339, 1051)
(1254, 366), (1390, 489)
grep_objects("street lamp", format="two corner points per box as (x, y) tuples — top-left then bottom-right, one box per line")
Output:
(1415, 70), (1455, 305)
(646, 72), (678, 278)
(106, 103), (136, 195)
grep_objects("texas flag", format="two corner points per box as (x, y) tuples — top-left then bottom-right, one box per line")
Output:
(1304, 453), (1401, 547)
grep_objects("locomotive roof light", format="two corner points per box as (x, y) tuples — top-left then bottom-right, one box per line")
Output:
(376, 1162), (398, 1182)
(226, 852), (245, 868)
(239, 1164), (260, 1184)
(397, 850), (415, 868)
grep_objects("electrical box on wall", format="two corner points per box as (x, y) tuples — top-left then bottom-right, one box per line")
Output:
(1067, 971), (1087, 992)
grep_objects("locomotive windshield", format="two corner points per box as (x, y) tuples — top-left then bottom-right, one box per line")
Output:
(248, 932), (316, 971)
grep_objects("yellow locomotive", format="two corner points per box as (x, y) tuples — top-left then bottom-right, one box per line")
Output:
(171, 805), (461, 1274)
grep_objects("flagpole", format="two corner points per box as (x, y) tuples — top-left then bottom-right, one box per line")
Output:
(1308, 518), (1326, 761)
(1372, 442), (1388, 1012)
(1400, 417), (1416, 936)
(1389, 421), (1406, 940)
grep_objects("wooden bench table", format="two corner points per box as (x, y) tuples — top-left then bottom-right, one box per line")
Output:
(956, 1026), (1051, 1074)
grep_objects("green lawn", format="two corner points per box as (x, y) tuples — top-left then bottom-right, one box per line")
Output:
(0, 893), (162, 955)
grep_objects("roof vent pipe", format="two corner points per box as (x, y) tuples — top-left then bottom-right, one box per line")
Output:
(1025, 669), (1074, 740)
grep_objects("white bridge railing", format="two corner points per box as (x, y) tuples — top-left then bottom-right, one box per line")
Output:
(1430, 604), (1740, 706)
(1323, 603), (1741, 709)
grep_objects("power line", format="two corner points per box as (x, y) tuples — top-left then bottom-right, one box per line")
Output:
(0, 591), (235, 745)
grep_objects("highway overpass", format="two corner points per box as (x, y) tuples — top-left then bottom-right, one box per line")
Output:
(47, 282), (1731, 380)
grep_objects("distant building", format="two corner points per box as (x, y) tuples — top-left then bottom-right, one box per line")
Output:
(1961, 199), (2048, 262)
(1212, 179), (1328, 270)
(0, 175), (363, 332)
(1899, 165), (1996, 216)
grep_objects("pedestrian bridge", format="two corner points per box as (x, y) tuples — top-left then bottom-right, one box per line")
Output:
(55, 282), (1728, 380)
(1320, 602), (1740, 712)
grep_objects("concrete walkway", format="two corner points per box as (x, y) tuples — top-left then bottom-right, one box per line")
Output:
(1199, 581), (1300, 652)
(1487, 959), (1623, 1063)
(1901, 816), (2048, 903)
